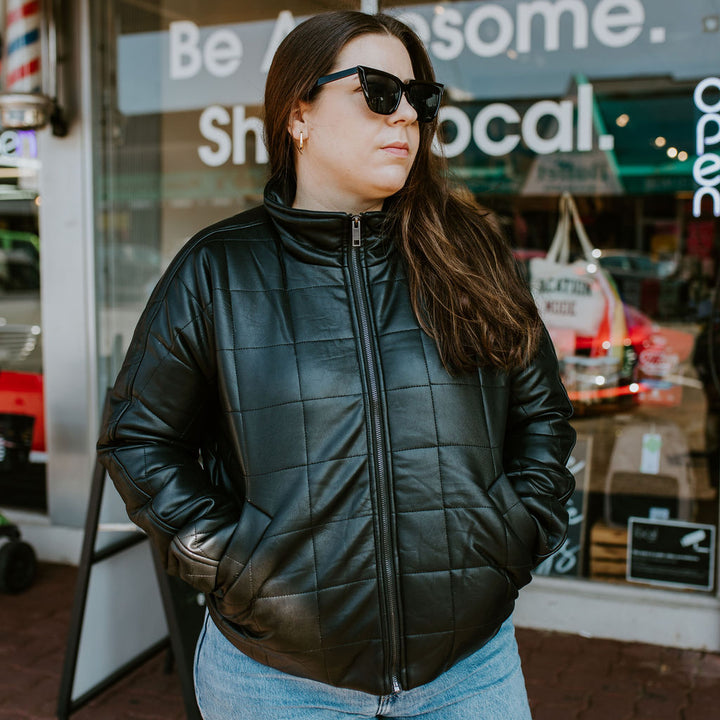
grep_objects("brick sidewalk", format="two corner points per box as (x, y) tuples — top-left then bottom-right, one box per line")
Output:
(1, 563), (719, 719)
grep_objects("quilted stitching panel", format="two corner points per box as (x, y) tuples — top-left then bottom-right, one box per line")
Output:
(239, 402), (307, 475)
(395, 509), (451, 573)
(322, 640), (386, 689)
(216, 289), (294, 352)
(304, 455), (372, 523)
(302, 397), (366, 465)
(377, 328), (433, 392)
(450, 566), (516, 631)
(243, 465), (312, 531)
(294, 337), (363, 403)
(369, 265), (418, 338)
(283, 283), (355, 343)
(435, 445), (497, 506)
(317, 581), (382, 649)
(252, 592), (322, 653)
(307, 514), (378, 590)
(401, 570), (454, 635)
(444, 506), (507, 569)
(388, 447), (443, 512)
(225, 344), (301, 412)
(248, 528), (317, 598)
(384, 385), (437, 454)
(431, 383), (492, 448)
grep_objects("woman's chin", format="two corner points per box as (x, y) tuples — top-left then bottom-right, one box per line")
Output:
(370, 175), (411, 203)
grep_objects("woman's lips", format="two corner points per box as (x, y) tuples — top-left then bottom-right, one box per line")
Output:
(382, 143), (410, 157)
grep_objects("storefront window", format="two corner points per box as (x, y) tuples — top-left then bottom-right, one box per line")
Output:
(0, 127), (45, 511)
(94, 0), (719, 596)
(383, 0), (719, 594)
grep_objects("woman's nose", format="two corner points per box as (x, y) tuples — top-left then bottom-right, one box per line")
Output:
(391, 91), (418, 124)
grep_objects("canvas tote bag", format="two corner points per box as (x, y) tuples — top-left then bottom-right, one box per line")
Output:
(529, 192), (609, 336)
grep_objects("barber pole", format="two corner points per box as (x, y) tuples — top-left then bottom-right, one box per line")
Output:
(4, 0), (42, 93)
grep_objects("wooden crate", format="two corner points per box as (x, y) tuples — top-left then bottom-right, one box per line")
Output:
(589, 522), (628, 583)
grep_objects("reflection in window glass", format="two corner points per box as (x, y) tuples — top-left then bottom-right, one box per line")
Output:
(0, 128), (45, 511)
(93, 1), (361, 392)
(93, 0), (720, 594)
(382, 0), (719, 594)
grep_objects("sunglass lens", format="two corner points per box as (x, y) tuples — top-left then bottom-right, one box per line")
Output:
(363, 73), (402, 115)
(407, 85), (441, 122)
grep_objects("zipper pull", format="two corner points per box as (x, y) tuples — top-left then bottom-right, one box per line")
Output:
(351, 215), (362, 248)
(392, 676), (402, 694)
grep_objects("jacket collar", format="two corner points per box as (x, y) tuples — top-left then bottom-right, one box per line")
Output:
(263, 181), (393, 266)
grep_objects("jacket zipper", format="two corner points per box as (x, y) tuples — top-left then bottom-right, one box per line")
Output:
(349, 215), (402, 694)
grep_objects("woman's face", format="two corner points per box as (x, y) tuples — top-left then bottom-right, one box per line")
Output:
(290, 33), (420, 214)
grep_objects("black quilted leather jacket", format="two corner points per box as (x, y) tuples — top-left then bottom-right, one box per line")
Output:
(97, 183), (576, 695)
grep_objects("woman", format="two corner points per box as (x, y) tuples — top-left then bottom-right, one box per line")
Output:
(98, 10), (575, 719)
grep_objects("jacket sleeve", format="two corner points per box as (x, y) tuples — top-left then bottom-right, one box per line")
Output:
(97, 247), (239, 593)
(503, 328), (576, 564)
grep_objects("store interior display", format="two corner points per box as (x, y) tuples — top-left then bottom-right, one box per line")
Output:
(510, 191), (718, 592)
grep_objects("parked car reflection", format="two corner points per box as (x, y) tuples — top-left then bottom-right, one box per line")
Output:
(597, 249), (684, 321)
(597, 250), (676, 278)
(0, 231), (45, 466)
(0, 243), (41, 374)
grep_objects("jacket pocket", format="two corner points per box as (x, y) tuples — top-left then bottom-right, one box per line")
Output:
(214, 500), (273, 615)
(486, 474), (539, 589)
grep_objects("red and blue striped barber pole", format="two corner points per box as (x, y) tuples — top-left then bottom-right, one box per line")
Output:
(5, 0), (42, 93)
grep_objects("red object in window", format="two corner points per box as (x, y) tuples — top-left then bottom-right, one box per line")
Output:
(0, 371), (45, 452)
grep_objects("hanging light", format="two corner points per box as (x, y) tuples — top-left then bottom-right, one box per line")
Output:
(0, 0), (67, 135)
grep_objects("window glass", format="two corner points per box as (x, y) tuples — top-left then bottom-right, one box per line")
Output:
(383, 0), (719, 594)
(93, 1), (361, 390)
(95, 0), (720, 595)
(0, 128), (45, 511)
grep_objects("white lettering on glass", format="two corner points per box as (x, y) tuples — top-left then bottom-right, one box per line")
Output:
(693, 154), (720, 186)
(261, 10), (296, 73)
(516, 0), (589, 53)
(198, 106), (232, 166)
(576, 83), (593, 151)
(431, 106), (471, 158)
(0, 131), (18, 156)
(396, 0), (654, 61)
(232, 106), (268, 164)
(473, 104), (521, 155)
(522, 99), (574, 153)
(170, 21), (242, 79)
(693, 78), (720, 217)
(696, 116), (720, 156)
(203, 29), (242, 78)
(464, 4), (515, 57)
(430, 8), (465, 61)
(0, 130), (33, 158)
(169, 21), (202, 79)
(591, 0), (644, 48)
(396, 11), (431, 44)
(198, 105), (268, 166)
(434, 83), (610, 158)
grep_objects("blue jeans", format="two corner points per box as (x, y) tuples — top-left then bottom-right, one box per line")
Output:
(193, 613), (532, 719)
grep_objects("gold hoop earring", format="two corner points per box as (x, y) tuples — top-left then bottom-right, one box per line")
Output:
(299, 131), (304, 152)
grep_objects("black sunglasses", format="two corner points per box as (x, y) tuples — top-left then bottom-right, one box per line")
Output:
(315, 65), (444, 123)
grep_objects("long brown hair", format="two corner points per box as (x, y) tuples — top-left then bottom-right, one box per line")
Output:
(264, 11), (542, 373)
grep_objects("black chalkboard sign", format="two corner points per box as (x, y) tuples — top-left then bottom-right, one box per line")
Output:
(58, 391), (204, 720)
(534, 435), (590, 577)
(627, 518), (716, 591)
(151, 552), (205, 719)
